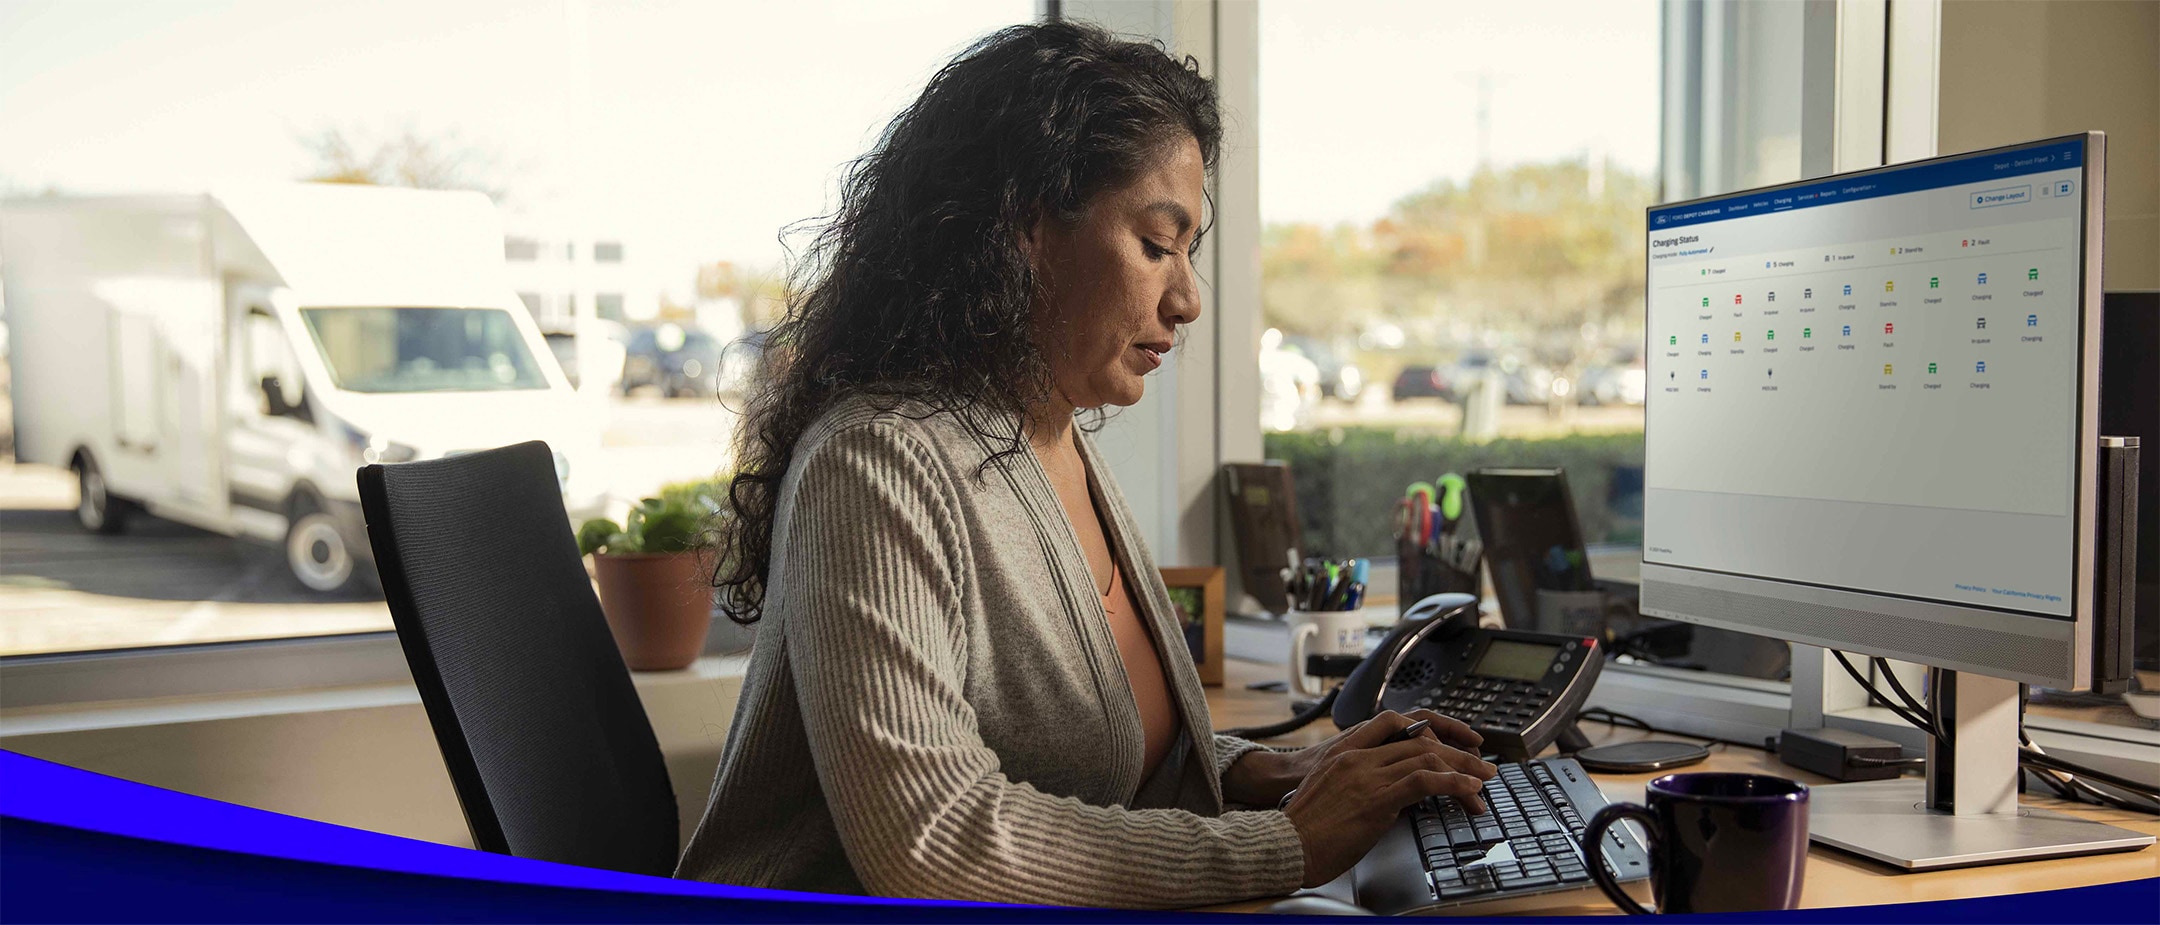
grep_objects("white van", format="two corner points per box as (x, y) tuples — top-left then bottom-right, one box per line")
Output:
(1, 183), (607, 592)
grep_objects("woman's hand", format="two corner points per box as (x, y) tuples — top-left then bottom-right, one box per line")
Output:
(1229, 711), (1496, 888)
(1223, 709), (1487, 807)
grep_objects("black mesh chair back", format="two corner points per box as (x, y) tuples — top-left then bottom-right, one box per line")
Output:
(358, 441), (678, 876)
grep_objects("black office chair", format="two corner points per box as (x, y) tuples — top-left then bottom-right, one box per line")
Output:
(358, 441), (679, 876)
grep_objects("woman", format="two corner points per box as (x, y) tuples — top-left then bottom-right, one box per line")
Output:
(677, 22), (1494, 909)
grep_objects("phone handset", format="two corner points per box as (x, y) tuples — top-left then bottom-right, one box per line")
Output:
(1332, 593), (1605, 762)
(1331, 593), (1482, 729)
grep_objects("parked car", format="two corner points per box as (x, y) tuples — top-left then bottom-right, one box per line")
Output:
(1280, 334), (1364, 402)
(539, 318), (627, 393)
(1259, 331), (1321, 431)
(1577, 363), (1648, 406)
(621, 323), (722, 398)
(1438, 351), (1497, 402)
(1391, 364), (1449, 401)
(1496, 354), (1555, 405)
(715, 329), (768, 399)
(0, 183), (606, 593)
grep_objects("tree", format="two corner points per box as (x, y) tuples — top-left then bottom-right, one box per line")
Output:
(297, 124), (506, 201)
(1261, 156), (1652, 365)
(695, 260), (789, 330)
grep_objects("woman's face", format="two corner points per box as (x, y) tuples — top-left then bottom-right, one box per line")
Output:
(1029, 135), (1205, 411)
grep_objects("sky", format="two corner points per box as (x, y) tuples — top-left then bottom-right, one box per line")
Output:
(0, 0), (1660, 302)
(1258, 0), (1661, 226)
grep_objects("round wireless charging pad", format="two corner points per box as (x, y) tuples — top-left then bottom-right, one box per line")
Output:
(1574, 740), (1711, 773)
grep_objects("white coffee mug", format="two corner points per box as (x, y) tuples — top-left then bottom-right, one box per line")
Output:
(1289, 610), (1370, 697)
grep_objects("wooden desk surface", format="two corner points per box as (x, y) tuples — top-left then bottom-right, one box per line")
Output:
(1202, 657), (2160, 915)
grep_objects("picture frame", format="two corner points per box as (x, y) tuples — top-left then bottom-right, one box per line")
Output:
(1158, 566), (1226, 686)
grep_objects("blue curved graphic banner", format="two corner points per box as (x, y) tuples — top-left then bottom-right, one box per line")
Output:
(3, 750), (2153, 922)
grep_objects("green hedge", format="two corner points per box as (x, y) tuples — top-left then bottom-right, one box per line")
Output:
(1262, 428), (1647, 558)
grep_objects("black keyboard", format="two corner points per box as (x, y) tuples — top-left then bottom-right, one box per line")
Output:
(1410, 757), (1643, 904)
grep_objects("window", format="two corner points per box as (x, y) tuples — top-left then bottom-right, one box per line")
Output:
(244, 310), (306, 414)
(1257, 1), (1822, 685)
(594, 292), (625, 322)
(1258, 1), (1660, 564)
(0, 1), (1032, 662)
(300, 307), (550, 394)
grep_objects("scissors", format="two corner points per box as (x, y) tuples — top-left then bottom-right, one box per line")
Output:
(1434, 472), (1468, 541)
(1403, 481), (1436, 545)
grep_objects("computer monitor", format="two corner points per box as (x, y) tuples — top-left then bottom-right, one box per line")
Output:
(1465, 468), (1596, 629)
(2100, 291), (2157, 671)
(1640, 133), (2150, 868)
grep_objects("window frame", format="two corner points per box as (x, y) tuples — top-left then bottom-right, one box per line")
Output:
(9, 4), (2150, 786)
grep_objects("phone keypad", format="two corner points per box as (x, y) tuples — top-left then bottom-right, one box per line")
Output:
(1416, 677), (1549, 733)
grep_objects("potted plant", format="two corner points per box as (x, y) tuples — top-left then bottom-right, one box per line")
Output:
(577, 482), (723, 670)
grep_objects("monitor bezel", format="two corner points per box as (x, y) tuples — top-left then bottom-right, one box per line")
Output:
(1637, 132), (2104, 690)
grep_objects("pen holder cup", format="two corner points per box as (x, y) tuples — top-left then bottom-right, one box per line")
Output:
(1398, 537), (1482, 619)
(1287, 609), (1369, 698)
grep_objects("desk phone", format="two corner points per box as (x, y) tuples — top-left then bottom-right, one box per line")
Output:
(1333, 593), (1604, 761)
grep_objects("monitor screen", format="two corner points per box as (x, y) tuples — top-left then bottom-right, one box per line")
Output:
(1643, 137), (2090, 622)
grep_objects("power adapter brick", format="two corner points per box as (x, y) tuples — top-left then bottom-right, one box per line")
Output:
(1777, 727), (1907, 782)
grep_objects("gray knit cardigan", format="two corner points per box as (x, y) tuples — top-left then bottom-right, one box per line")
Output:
(674, 397), (1306, 907)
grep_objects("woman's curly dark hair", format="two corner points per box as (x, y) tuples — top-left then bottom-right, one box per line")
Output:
(713, 21), (1221, 624)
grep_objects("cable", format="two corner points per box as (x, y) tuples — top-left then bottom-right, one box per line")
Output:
(1574, 707), (1756, 751)
(1828, 650), (2159, 815)
(2051, 770), (2160, 814)
(1222, 688), (1338, 740)
(2020, 751), (2160, 802)
(1577, 706), (1653, 732)
(1831, 651), (1938, 738)
(1848, 755), (1927, 770)
(1870, 657), (1950, 745)
(2027, 765), (2082, 801)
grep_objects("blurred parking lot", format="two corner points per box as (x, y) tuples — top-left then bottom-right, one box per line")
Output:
(0, 395), (734, 657)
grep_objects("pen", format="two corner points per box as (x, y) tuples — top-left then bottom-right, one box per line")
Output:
(1384, 719), (1433, 745)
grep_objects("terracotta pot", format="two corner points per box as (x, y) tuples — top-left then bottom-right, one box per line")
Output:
(592, 552), (713, 670)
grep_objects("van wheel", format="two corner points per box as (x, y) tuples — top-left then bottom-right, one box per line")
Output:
(286, 501), (356, 593)
(72, 453), (130, 535)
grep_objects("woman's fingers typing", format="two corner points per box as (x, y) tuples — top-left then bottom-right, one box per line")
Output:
(1380, 769), (1490, 810)
(1400, 708), (1484, 751)
(1280, 726), (1500, 886)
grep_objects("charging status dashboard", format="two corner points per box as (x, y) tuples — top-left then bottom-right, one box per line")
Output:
(1642, 141), (2086, 618)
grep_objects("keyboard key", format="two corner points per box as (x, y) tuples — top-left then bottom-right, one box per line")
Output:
(1447, 825), (1478, 847)
(1474, 824), (1504, 843)
(1532, 816), (1563, 835)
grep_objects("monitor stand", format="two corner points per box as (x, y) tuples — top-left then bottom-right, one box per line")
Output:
(1807, 671), (2154, 871)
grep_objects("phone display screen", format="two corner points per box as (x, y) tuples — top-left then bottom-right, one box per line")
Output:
(1474, 639), (1558, 681)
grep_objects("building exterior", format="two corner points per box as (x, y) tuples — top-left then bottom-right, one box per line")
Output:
(500, 232), (661, 331)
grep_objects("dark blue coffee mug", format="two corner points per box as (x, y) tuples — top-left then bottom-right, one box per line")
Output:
(1582, 772), (1809, 914)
